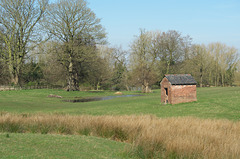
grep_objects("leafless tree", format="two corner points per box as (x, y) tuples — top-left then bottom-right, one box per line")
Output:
(44, 0), (106, 91)
(130, 29), (158, 93)
(0, 0), (48, 85)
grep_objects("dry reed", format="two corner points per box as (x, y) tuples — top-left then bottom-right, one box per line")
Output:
(0, 112), (239, 158)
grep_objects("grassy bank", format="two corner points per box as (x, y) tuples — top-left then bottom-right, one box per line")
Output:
(0, 87), (240, 120)
(0, 113), (240, 158)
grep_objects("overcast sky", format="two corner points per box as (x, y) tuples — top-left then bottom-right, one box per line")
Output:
(87, 0), (240, 50)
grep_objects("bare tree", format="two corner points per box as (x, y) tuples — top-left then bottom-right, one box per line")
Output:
(130, 29), (158, 93)
(158, 30), (189, 74)
(38, 41), (67, 85)
(0, 0), (48, 85)
(190, 44), (213, 87)
(234, 61), (240, 86)
(96, 45), (129, 91)
(44, 0), (106, 91)
(208, 43), (239, 86)
(182, 43), (239, 87)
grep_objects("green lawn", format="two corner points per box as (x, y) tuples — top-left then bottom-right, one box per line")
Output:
(0, 133), (132, 159)
(0, 87), (240, 120)
(0, 87), (240, 158)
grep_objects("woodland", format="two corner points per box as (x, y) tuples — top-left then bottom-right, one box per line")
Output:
(0, 0), (239, 92)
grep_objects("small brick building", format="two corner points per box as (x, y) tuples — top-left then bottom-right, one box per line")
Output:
(160, 74), (197, 104)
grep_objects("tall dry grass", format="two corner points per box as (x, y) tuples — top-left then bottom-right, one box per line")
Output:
(0, 112), (240, 158)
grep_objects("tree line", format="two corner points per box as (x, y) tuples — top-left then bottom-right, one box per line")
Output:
(130, 30), (239, 92)
(0, 0), (239, 92)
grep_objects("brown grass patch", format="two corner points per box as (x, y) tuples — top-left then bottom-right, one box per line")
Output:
(0, 113), (240, 158)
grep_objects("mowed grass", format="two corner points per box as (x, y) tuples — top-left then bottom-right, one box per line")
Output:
(0, 133), (131, 159)
(0, 87), (240, 120)
(0, 87), (240, 158)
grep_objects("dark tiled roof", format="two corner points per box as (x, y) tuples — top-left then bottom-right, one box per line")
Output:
(165, 74), (197, 85)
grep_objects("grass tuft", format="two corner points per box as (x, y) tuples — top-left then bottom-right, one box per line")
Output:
(78, 127), (91, 136)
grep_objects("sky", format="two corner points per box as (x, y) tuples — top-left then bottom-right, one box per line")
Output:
(86, 0), (240, 50)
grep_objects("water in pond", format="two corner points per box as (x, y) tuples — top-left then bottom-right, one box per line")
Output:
(63, 95), (143, 103)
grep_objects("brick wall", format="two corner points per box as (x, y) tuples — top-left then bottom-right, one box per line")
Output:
(170, 85), (197, 104)
(160, 77), (171, 103)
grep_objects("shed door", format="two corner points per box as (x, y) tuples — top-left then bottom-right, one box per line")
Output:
(164, 88), (168, 96)
(164, 88), (168, 104)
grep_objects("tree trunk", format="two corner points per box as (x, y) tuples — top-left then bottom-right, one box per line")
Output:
(12, 74), (19, 85)
(142, 80), (151, 93)
(66, 61), (79, 91)
(125, 84), (130, 91)
(200, 68), (203, 87)
(166, 61), (170, 74)
(216, 73), (219, 87)
(7, 44), (19, 85)
(200, 75), (203, 87)
(141, 84), (145, 93)
(9, 63), (19, 85)
(66, 74), (79, 91)
(221, 71), (225, 87)
(209, 71), (212, 86)
(215, 62), (219, 87)
(97, 81), (100, 91)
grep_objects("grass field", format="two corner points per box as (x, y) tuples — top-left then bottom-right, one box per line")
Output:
(0, 87), (240, 158)
(0, 87), (240, 120)
(0, 133), (131, 159)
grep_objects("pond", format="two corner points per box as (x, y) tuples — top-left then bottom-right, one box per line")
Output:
(62, 95), (143, 103)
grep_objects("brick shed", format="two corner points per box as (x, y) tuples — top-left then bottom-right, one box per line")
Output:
(160, 74), (197, 104)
